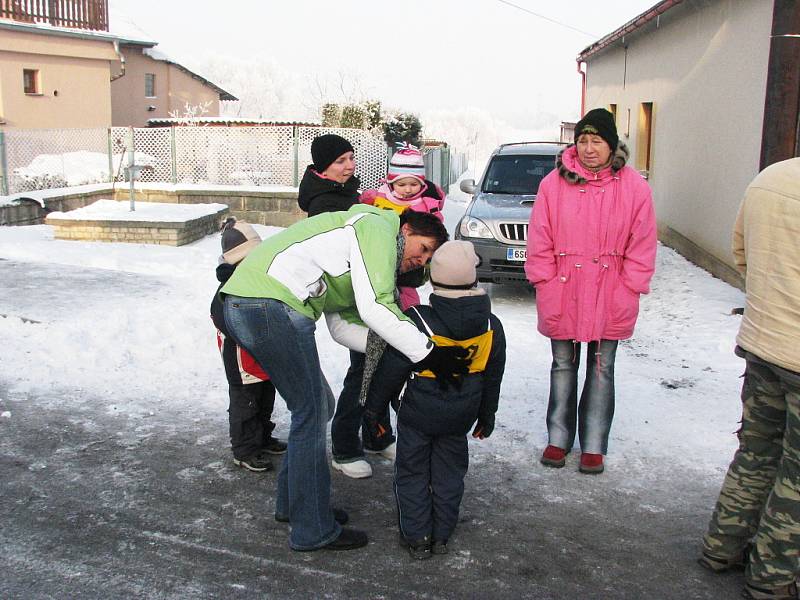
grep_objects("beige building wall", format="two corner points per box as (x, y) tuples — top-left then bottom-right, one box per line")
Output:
(583, 0), (772, 282)
(0, 29), (117, 128)
(111, 48), (220, 127)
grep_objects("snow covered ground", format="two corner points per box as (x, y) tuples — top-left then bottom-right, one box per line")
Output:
(0, 177), (749, 598)
(0, 178), (745, 476)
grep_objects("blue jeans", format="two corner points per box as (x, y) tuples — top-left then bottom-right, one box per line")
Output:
(223, 295), (340, 550)
(331, 350), (395, 461)
(546, 339), (618, 455)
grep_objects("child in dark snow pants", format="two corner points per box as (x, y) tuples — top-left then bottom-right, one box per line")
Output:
(211, 219), (286, 472)
(365, 241), (506, 559)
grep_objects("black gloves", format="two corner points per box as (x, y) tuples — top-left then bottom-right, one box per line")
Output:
(471, 415), (495, 440)
(416, 344), (470, 390)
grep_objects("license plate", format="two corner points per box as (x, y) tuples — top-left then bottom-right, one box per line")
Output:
(507, 248), (527, 261)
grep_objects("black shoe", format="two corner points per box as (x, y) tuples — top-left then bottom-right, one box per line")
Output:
(263, 437), (287, 455)
(275, 508), (349, 526)
(742, 581), (798, 600)
(316, 528), (368, 551)
(233, 452), (273, 472)
(400, 534), (432, 560)
(698, 544), (750, 573)
(431, 540), (449, 555)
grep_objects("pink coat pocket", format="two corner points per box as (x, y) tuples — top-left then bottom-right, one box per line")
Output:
(607, 283), (640, 338)
(535, 276), (566, 337)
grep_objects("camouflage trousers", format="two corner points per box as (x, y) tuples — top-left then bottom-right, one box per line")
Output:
(702, 355), (800, 587)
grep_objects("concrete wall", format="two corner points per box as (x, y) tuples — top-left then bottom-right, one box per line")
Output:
(0, 28), (116, 128)
(111, 48), (220, 127)
(46, 207), (228, 246)
(583, 0), (772, 286)
(1, 186), (303, 227)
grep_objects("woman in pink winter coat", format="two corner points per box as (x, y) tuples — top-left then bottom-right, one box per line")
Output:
(525, 108), (656, 475)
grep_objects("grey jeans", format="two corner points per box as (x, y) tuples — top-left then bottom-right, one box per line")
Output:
(546, 339), (618, 455)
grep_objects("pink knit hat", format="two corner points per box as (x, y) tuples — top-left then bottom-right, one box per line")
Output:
(387, 144), (426, 184)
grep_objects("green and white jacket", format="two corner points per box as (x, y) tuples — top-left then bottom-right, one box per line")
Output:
(221, 204), (433, 363)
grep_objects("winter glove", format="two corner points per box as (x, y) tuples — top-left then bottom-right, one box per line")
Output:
(471, 415), (495, 440)
(415, 344), (469, 390)
(363, 409), (388, 440)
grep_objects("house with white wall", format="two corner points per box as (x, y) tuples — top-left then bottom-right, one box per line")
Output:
(576, 0), (799, 287)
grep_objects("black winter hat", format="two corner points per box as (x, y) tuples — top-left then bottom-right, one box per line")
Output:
(311, 134), (354, 173)
(220, 217), (261, 265)
(574, 108), (619, 151)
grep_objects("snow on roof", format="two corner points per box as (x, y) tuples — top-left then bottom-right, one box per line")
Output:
(577, 0), (680, 62)
(0, 16), (155, 46)
(146, 117), (321, 127)
(141, 47), (238, 101)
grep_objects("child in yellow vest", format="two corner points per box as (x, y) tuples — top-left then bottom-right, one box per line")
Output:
(364, 241), (506, 559)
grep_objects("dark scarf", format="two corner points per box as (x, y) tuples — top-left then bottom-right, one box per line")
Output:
(359, 232), (406, 405)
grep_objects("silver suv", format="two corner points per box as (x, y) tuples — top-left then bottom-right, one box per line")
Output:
(455, 142), (565, 284)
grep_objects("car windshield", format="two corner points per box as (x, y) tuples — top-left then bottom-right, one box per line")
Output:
(482, 154), (556, 195)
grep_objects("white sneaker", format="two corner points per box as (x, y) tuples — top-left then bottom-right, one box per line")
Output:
(365, 442), (396, 462)
(331, 459), (373, 479)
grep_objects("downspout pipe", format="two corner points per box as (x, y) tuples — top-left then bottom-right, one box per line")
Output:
(576, 60), (587, 118)
(111, 40), (126, 82)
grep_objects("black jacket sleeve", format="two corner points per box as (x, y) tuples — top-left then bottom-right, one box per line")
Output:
(364, 346), (413, 417)
(478, 313), (506, 423)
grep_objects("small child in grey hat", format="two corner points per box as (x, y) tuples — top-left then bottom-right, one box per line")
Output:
(364, 240), (507, 559)
(210, 218), (286, 472)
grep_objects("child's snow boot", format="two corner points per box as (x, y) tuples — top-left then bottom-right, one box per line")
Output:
(400, 534), (431, 560)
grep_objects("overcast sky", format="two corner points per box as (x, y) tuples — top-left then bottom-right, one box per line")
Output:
(108, 0), (658, 129)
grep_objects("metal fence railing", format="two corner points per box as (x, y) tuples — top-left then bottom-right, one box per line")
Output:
(423, 146), (469, 194)
(0, 126), (468, 197)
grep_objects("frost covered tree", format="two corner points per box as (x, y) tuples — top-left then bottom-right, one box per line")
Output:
(321, 103), (342, 127)
(383, 112), (422, 147)
(168, 100), (213, 125)
(340, 104), (367, 129)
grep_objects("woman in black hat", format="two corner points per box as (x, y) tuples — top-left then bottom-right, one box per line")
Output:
(297, 134), (360, 217)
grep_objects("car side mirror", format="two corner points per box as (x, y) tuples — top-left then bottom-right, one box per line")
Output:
(459, 179), (477, 194)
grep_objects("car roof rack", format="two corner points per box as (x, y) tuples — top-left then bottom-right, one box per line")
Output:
(498, 141), (568, 149)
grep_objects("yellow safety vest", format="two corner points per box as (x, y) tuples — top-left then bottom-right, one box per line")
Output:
(411, 306), (493, 378)
(372, 195), (410, 215)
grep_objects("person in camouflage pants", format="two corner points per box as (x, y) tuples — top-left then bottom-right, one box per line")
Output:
(700, 158), (800, 600)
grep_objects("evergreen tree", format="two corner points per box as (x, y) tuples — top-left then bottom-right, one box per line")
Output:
(383, 112), (423, 147)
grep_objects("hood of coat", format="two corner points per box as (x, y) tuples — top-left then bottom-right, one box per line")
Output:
(556, 142), (630, 185)
(297, 165), (361, 211)
(428, 292), (492, 339)
(376, 180), (431, 205)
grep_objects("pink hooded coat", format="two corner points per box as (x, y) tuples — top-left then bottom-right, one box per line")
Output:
(525, 143), (656, 341)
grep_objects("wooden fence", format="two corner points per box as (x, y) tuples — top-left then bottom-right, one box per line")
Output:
(0, 0), (108, 31)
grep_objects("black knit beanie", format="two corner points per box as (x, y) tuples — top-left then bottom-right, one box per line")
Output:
(311, 134), (354, 173)
(574, 108), (619, 151)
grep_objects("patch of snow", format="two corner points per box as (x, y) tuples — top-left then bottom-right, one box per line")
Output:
(46, 199), (227, 222)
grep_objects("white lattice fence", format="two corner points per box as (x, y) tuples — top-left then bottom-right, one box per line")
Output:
(5, 128), (109, 193)
(109, 127), (174, 183)
(174, 126), (295, 185)
(2, 125), (394, 195)
(297, 127), (387, 191)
